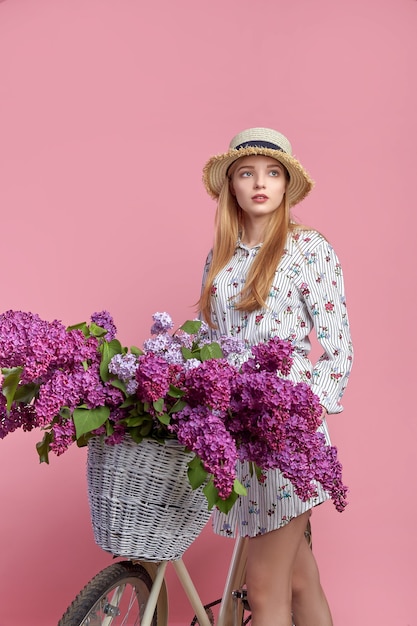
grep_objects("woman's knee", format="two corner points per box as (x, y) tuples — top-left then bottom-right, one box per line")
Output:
(292, 540), (321, 598)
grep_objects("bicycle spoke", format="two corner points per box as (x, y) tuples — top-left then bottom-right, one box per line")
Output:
(58, 563), (158, 626)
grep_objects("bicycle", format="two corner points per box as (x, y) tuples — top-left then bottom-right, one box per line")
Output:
(57, 436), (313, 626)
(57, 531), (248, 626)
(57, 519), (313, 626)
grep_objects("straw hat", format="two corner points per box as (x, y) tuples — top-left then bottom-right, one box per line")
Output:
(202, 127), (314, 207)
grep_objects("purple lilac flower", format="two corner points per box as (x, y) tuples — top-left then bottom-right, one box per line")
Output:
(184, 359), (236, 412)
(163, 344), (186, 365)
(104, 410), (128, 445)
(183, 358), (201, 371)
(144, 333), (185, 365)
(170, 405), (237, 499)
(277, 416), (348, 511)
(0, 394), (38, 438)
(143, 333), (173, 354)
(135, 352), (171, 403)
(243, 336), (294, 376)
(103, 383), (124, 408)
(105, 423), (127, 445)
(58, 331), (100, 369)
(289, 382), (322, 429)
(150, 312), (174, 335)
(225, 363), (348, 509)
(230, 371), (293, 414)
(218, 335), (247, 358)
(80, 366), (107, 409)
(0, 310), (70, 383)
(172, 331), (193, 350)
(126, 379), (139, 395)
(109, 353), (139, 381)
(167, 363), (186, 389)
(0, 310), (102, 388)
(35, 368), (84, 424)
(91, 311), (117, 341)
(50, 419), (76, 456)
(196, 320), (210, 339)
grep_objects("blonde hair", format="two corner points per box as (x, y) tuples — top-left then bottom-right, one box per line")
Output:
(199, 168), (306, 326)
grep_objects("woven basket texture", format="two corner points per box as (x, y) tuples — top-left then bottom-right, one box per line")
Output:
(87, 436), (212, 561)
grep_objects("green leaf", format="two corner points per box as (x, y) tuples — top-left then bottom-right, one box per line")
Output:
(188, 456), (208, 490)
(105, 421), (114, 436)
(66, 322), (89, 337)
(214, 489), (240, 514)
(13, 382), (38, 404)
(128, 428), (145, 444)
(36, 431), (53, 464)
(202, 478), (220, 510)
(122, 415), (146, 427)
(110, 378), (127, 393)
(76, 433), (91, 448)
(73, 406), (110, 439)
(120, 397), (138, 409)
(200, 342), (223, 361)
(169, 399), (187, 414)
(254, 464), (263, 482)
(139, 421), (153, 436)
(99, 339), (123, 382)
(180, 347), (194, 361)
(167, 384), (185, 399)
(1, 367), (23, 411)
(180, 320), (201, 335)
(59, 406), (72, 420)
(156, 412), (170, 426)
(233, 478), (247, 496)
(130, 345), (143, 356)
(153, 398), (165, 414)
(89, 323), (108, 338)
(201, 476), (246, 513)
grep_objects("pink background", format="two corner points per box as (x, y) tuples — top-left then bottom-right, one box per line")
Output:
(0, 1), (416, 624)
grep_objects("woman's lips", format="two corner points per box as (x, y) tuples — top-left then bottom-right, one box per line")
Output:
(252, 194), (269, 202)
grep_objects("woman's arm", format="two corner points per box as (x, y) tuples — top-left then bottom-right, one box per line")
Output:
(299, 236), (354, 414)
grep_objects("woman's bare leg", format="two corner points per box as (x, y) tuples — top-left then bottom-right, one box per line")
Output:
(245, 512), (310, 626)
(291, 527), (333, 626)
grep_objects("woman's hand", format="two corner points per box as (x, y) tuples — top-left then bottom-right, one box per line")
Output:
(320, 405), (328, 419)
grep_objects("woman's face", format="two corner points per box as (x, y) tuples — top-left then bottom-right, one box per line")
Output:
(229, 155), (287, 221)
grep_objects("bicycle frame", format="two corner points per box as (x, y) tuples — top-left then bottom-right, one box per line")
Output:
(140, 535), (248, 626)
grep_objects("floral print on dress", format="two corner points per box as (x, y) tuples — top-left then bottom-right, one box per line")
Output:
(277, 485), (292, 501)
(255, 314), (264, 325)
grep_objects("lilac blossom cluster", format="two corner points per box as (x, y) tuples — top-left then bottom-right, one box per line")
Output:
(0, 310), (89, 384)
(0, 309), (348, 511)
(0, 310), (124, 454)
(90, 311), (117, 341)
(167, 331), (348, 510)
(171, 405), (238, 499)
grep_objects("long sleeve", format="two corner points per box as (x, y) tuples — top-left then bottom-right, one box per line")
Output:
(295, 236), (354, 413)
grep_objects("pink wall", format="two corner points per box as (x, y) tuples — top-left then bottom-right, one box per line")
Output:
(0, 1), (416, 624)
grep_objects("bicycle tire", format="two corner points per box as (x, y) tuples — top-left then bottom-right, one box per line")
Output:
(58, 561), (160, 626)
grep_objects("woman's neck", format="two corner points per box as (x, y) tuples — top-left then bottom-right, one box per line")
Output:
(241, 221), (266, 247)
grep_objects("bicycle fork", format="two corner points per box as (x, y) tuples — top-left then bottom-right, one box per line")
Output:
(141, 559), (213, 626)
(141, 536), (249, 626)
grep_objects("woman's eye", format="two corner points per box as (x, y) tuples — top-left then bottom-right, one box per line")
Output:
(241, 171), (252, 177)
(269, 170), (280, 177)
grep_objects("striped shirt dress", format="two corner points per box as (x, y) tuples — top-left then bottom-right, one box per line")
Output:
(202, 229), (354, 538)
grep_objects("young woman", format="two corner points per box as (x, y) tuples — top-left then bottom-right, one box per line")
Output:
(199, 127), (354, 626)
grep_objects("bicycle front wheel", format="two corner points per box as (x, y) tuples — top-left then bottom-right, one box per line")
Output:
(58, 561), (163, 626)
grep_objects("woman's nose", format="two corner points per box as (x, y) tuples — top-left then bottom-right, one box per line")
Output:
(254, 179), (266, 189)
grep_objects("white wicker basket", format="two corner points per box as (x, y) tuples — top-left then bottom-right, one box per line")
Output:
(87, 435), (212, 561)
